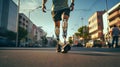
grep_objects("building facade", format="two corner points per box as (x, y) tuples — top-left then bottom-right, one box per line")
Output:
(19, 13), (46, 46)
(0, 0), (17, 33)
(0, 0), (18, 37)
(108, 2), (120, 28)
(88, 11), (105, 40)
(0, 0), (3, 27)
(7, 0), (18, 32)
(103, 2), (120, 43)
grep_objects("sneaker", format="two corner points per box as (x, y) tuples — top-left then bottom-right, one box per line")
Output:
(56, 42), (61, 52)
(61, 50), (67, 53)
(56, 49), (61, 52)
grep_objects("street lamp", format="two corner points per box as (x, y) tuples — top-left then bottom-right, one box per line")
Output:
(29, 6), (42, 19)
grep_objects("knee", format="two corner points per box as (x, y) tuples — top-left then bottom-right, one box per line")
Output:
(55, 21), (60, 28)
(62, 15), (69, 20)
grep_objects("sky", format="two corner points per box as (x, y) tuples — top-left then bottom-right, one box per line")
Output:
(13, 0), (120, 41)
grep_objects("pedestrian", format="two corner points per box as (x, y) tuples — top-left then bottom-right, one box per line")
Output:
(111, 25), (120, 48)
(42, 0), (74, 52)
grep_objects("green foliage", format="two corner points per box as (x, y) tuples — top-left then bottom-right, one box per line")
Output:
(18, 26), (28, 40)
(69, 37), (73, 44)
(76, 25), (90, 39)
(75, 32), (82, 37)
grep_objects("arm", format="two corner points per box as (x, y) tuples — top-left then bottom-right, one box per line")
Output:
(42, 0), (47, 12)
(70, 0), (74, 11)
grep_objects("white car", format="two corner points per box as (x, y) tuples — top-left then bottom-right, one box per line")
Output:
(85, 40), (103, 48)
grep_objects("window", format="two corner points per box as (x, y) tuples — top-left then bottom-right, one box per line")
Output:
(26, 20), (28, 23)
(23, 18), (25, 21)
(19, 15), (22, 19)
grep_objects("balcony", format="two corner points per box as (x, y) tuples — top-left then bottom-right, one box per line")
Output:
(108, 11), (119, 20)
(109, 18), (120, 26)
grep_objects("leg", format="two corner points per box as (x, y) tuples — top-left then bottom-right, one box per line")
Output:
(62, 14), (69, 44)
(111, 36), (115, 48)
(54, 21), (61, 52)
(51, 10), (63, 52)
(61, 9), (71, 53)
(54, 21), (60, 41)
(115, 36), (119, 48)
(61, 14), (71, 53)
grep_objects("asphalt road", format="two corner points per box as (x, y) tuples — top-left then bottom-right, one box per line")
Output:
(0, 47), (120, 67)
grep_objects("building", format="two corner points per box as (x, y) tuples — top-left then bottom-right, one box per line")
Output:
(0, 0), (17, 46)
(108, 2), (120, 28)
(88, 11), (105, 40)
(103, 2), (120, 43)
(19, 13), (34, 46)
(19, 13), (29, 45)
(0, 0), (3, 26)
(0, 0), (18, 34)
(19, 13), (29, 30)
(19, 13), (46, 47)
(37, 27), (47, 41)
(103, 12), (109, 35)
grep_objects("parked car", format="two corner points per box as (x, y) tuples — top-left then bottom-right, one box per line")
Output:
(85, 40), (103, 48)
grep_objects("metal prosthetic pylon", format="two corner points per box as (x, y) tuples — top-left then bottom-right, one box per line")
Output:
(62, 19), (68, 45)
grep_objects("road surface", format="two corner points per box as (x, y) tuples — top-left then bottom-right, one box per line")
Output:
(0, 47), (120, 67)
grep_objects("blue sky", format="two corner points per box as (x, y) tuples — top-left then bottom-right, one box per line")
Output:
(13, 0), (120, 41)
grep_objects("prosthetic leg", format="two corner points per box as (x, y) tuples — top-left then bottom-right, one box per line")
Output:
(55, 26), (61, 52)
(62, 19), (68, 44)
(61, 19), (71, 53)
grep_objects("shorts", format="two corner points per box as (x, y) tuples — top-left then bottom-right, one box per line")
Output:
(51, 8), (70, 22)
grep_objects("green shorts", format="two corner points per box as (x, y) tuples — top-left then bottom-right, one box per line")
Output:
(51, 8), (70, 22)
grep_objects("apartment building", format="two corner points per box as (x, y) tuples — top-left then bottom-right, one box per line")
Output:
(102, 2), (120, 43)
(88, 11), (105, 40)
(108, 2), (120, 28)
(0, 0), (17, 33)
(19, 13), (29, 30)
(19, 13), (46, 46)
(37, 27), (46, 41)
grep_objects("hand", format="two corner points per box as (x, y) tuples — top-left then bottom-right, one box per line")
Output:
(42, 4), (46, 13)
(70, 3), (74, 11)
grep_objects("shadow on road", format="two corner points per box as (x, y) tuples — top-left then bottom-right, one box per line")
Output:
(68, 51), (120, 57)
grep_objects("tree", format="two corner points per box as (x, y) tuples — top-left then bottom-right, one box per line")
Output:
(76, 25), (90, 43)
(75, 32), (82, 37)
(68, 37), (73, 45)
(18, 26), (28, 45)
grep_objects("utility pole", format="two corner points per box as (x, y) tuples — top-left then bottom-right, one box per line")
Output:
(16, 0), (20, 47)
